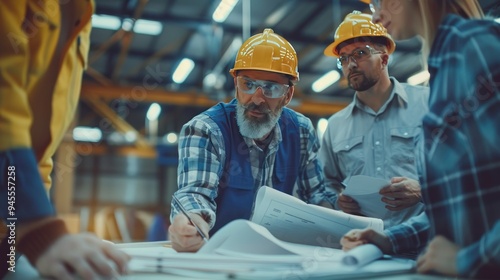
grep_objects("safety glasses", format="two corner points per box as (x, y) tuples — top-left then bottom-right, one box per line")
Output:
(236, 76), (290, 99)
(337, 45), (384, 69)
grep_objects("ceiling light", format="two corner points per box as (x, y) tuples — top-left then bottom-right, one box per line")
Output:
(312, 70), (341, 92)
(73, 127), (102, 142)
(124, 131), (137, 143)
(121, 18), (134, 32)
(133, 19), (163, 35)
(146, 103), (162, 121)
(92, 14), (121, 30)
(92, 15), (162, 35)
(204, 73), (217, 88)
(212, 0), (239, 23)
(316, 118), (329, 142)
(172, 58), (195, 84)
(165, 132), (178, 144)
(407, 70), (430, 85)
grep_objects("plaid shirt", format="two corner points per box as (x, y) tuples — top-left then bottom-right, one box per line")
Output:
(385, 15), (500, 278)
(172, 103), (336, 228)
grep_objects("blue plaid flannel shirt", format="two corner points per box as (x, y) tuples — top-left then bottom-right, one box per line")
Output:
(384, 14), (500, 278)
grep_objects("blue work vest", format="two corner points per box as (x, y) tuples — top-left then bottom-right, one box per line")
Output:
(204, 99), (301, 234)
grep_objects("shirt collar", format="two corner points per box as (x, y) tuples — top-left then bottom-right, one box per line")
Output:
(347, 77), (409, 117)
(243, 121), (282, 151)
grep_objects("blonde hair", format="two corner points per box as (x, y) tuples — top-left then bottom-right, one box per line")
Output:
(417, 0), (484, 57)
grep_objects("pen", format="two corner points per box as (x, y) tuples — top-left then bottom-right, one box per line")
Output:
(172, 195), (209, 243)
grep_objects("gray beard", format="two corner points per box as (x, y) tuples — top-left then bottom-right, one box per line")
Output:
(236, 102), (282, 139)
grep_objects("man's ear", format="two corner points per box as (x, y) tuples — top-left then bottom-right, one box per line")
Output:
(233, 76), (238, 97)
(381, 53), (389, 68)
(284, 86), (294, 106)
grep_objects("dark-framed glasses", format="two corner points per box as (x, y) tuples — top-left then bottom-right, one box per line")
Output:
(337, 45), (384, 69)
(236, 76), (290, 99)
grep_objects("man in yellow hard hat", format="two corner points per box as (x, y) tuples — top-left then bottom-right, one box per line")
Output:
(168, 29), (336, 252)
(319, 11), (429, 229)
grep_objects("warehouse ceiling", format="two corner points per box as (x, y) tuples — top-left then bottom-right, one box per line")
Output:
(78, 0), (500, 146)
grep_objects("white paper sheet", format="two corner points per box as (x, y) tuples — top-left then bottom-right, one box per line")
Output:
(250, 186), (384, 248)
(342, 175), (391, 219)
(122, 220), (413, 279)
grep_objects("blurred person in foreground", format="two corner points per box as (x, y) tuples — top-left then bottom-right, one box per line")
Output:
(341, 0), (500, 278)
(0, 1), (129, 279)
(169, 29), (336, 252)
(321, 11), (429, 229)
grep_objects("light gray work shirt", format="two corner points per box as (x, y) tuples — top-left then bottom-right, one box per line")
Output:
(320, 77), (429, 228)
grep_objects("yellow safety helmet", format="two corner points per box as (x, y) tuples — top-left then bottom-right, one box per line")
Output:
(230, 28), (299, 81)
(324, 11), (395, 57)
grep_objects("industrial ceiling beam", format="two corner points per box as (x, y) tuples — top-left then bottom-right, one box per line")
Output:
(81, 95), (151, 148)
(112, 0), (150, 81)
(81, 83), (348, 117)
(127, 31), (193, 78)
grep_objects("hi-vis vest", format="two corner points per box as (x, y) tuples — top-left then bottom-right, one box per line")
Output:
(204, 99), (301, 234)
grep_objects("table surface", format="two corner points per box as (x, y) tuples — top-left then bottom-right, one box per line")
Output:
(4, 241), (461, 280)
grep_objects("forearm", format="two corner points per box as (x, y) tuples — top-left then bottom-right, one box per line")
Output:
(384, 212), (430, 254)
(297, 122), (338, 206)
(1, 151), (61, 269)
(174, 159), (219, 228)
(322, 176), (344, 209)
(319, 146), (345, 201)
(170, 187), (217, 228)
(16, 217), (69, 265)
(1, 149), (54, 220)
(173, 117), (225, 228)
(457, 221), (500, 278)
(298, 163), (344, 207)
(296, 163), (329, 204)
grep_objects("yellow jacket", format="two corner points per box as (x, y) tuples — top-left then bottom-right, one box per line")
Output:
(0, 0), (93, 193)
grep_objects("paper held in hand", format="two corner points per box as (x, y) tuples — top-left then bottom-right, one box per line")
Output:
(250, 186), (384, 248)
(342, 175), (391, 219)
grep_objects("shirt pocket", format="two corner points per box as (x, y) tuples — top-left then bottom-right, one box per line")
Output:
(333, 135), (364, 174)
(389, 127), (419, 165)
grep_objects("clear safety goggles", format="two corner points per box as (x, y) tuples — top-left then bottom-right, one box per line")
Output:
(337, 45), (384, 69)
(236, 76), (290, 99)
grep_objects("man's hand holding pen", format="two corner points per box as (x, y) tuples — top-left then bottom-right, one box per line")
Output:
(169, 213), (210, 252)
(169, 196), (210, 253)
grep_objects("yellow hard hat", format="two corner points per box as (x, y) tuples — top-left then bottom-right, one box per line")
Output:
(324, 11), (396, 57)
(359, 0), (370, 4)
(230, 28), (299, 81)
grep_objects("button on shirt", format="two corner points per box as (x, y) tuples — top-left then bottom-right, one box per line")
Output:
(320, 77), (429, 227)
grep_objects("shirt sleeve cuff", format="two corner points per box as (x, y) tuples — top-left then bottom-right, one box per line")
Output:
(0, 148), (55, 221)
(17, 218), (69, 266)
(188, 209), (216, 228)
(170, 207), (216, 229)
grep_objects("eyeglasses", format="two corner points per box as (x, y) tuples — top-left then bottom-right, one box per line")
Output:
(337, 45), (384, 69)
(369, 0), (381, 13)
(236, 76), (290, 99)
